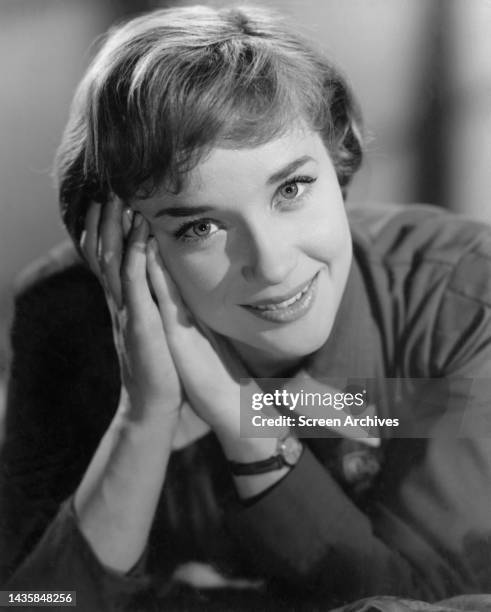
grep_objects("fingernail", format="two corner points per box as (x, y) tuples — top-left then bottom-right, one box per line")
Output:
(112, 196), (122, 210)
(122, 210), (132, 236)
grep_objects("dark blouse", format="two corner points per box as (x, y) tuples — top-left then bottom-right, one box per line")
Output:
(1, 203), (491, 611)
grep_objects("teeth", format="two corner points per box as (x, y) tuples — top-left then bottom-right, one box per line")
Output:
(253, 284), (309, 311)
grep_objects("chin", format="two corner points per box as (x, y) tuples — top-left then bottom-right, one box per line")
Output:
(255, 317), (334, 361)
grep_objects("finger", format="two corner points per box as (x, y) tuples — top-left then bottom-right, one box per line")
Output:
(122, 207), (134, 240)
(80, 202), (102, 277)
(147, 241), (247, 382)
(100, 197), (124, 309)
(146, 237), (193, 334)
(121, 213), (154, 316)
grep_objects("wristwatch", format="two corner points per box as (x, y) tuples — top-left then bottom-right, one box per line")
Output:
(228, 433), (303, 476)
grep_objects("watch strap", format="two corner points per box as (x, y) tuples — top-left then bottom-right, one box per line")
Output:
(228, 433), (303, 476)
(228, 453), (286, 476)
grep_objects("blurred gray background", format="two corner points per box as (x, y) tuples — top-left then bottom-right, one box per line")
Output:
(1, 0), (491, 427)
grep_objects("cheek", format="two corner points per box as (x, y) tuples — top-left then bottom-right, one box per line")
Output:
(300, 193), (350, 262)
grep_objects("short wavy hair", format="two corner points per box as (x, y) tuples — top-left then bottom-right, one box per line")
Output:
(55, 5), (364, 246)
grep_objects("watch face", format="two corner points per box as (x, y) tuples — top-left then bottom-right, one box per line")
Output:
(280, 436), (303, 466)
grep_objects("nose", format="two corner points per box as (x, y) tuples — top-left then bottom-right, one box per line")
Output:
(240, 221), (297, 284)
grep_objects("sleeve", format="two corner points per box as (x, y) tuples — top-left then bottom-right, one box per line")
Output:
(4, 497), (151, 611)
(0, 266), (156, 610)
(224, 246), (491, 603)
(224, 444), (467, 603)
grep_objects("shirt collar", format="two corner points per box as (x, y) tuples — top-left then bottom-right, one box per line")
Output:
(305, 248), (380, 381)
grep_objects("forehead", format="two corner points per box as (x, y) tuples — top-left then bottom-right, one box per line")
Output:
(133, 126), (326, 212)
(181, 126), (324, 194)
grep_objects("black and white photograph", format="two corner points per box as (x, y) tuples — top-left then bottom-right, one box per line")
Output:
(1, 1), (491, 610)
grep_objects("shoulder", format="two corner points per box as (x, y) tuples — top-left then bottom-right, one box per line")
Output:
(14, 241), (84, 294)
(6, 241), (118, 446)
(347, 202), (491, 281)
(12, 241), (106, 336)
(347, 203), (491, 375)
(10, 240), (113, 377)
(14, 240), (98, 303)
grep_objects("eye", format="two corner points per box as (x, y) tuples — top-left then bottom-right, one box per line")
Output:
(191, 221), (213, 237)
(174, 219), (221, 243)
(279, 182), (300, 199)
(276, 175), (316, 204)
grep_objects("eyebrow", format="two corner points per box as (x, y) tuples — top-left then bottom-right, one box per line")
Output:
(153, 154), (315, 219)
(154, 205), (213, 219)
(266, 155), (314, 185)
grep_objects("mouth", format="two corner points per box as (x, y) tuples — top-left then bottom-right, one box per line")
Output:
(241, 272), (320, 323)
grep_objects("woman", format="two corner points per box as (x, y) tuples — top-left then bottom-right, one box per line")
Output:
(1, 5), (491, 611)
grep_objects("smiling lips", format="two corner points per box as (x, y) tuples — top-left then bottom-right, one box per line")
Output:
(241, 272), (320, 323)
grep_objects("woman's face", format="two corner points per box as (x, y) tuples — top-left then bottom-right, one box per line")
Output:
(134, 126), (352, 370)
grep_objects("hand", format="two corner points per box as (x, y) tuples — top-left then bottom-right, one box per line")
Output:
(145, 242), (270, 443)
(80, 198), (183, 424)
(146, 246), (293, 494)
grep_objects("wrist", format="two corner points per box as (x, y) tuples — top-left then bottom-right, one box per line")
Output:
(228, 431), (303, 473)
(116, 387), (181, 428)
(113, 404), (180, 446)
(218, 433), (282, 464)
(224, 431), (303, 499)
